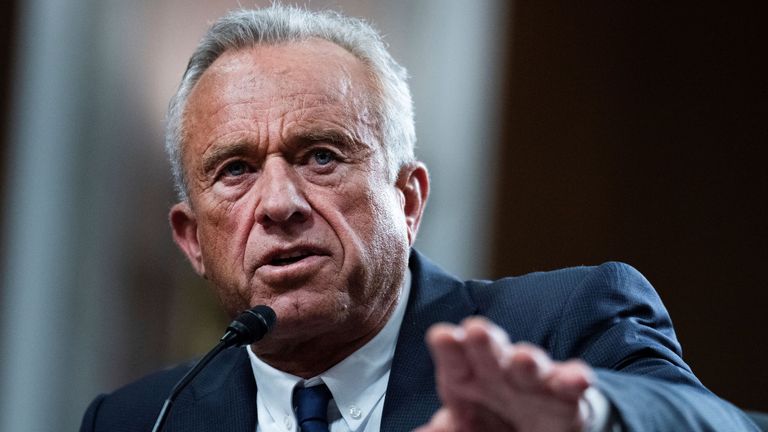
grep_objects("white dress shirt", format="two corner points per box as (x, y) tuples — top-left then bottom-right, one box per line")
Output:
(248, 271), (411, 432)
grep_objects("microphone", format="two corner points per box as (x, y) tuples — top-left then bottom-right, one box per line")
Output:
(220, 305), (277, 348)
(151, 305), (276, 432)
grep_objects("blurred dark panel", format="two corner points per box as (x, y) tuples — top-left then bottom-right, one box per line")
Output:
(0, 0), (17, 272)
(493, 2), (766, 410)
(0, 1), (15, 136)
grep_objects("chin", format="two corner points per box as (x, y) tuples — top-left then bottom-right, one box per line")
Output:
(267, 291), (348, 324)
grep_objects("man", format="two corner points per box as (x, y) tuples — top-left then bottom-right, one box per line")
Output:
(81, 6), (758, 432)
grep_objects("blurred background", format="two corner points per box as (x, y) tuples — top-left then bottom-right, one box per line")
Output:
(0, 1), (764, 430)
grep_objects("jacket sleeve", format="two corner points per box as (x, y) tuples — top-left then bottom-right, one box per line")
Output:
(80, 394), (106, 432)
(551, 262), (759, 431)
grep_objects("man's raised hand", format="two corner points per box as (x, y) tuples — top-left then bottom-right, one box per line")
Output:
(416, 317), (595, 432)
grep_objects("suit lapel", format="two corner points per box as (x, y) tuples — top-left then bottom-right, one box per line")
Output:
(381, 250), (477, 431)
(165, 348), (257, 432)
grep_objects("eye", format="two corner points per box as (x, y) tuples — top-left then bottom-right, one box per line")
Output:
(311, 149), (336, 166)
(221, 160), (250, 177)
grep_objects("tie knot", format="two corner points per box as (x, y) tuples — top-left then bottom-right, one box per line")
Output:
(294, 384), (333, 432)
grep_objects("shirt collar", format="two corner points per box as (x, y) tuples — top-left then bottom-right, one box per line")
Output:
(247, 269), (412, 430)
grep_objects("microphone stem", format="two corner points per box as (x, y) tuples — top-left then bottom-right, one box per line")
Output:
(149, 305), (275, 431)
(151, 339), (228, 432)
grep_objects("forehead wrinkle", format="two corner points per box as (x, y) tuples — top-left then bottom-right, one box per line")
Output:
(203, 91), (347, 136)
(268, 102), (287, 154)
(191, 116), (261, 163)
(182, 99), (268, 161)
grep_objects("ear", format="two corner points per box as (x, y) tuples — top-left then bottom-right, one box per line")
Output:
(169, 201), (206, 277)
(396, 162), (430, 246)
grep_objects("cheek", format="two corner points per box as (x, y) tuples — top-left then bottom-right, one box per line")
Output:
(369, 178), (408, 227)
(343, 182), (410, 265)
(196, 204), (256, 316)
(197, 200), (253, 271)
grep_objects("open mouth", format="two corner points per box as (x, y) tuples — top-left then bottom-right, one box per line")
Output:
(270, 252), (312, 266)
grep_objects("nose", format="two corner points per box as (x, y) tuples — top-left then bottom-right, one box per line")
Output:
(254, 158), (311, 227)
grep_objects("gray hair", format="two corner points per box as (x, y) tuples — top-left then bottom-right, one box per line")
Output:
(166, 5), (416, 201)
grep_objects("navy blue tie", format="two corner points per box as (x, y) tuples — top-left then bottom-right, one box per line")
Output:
(294, 384), (333, 432)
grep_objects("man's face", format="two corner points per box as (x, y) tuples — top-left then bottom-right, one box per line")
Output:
(170, 39), (427, 353)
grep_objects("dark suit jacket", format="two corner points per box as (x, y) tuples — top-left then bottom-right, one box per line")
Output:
(81, 250), (759, 431)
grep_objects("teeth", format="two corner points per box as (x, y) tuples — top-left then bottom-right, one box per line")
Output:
(277, 251), (305, 260)
(270, 250), (311, 266)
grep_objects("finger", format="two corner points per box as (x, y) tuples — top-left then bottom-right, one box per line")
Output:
(426, 323), (472, 385)
(545, 359), (594, 402)
(461, 317), (510, 382)
(426, 323), (470, 380)
(504, 343), (553, 392)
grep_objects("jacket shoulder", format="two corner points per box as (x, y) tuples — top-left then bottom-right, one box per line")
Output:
(80, 361), (194, 432)
(464, 262), (652, 351)
(467, 261), (637, 305)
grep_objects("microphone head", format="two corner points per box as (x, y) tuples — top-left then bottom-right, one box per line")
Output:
(223, 305), (276, 347)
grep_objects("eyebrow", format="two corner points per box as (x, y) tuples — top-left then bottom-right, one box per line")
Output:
(291, 128), (368, 152)
(200, 142), (252, 175)
(295, 129), (351, 145)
